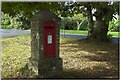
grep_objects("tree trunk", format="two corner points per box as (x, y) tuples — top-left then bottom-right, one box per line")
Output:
(86, 4), (94, 39)
(77, 20), (84, 30)
(77, 21), (80, 30)
(93, 16), (109, 42)
(86, 5), (109, 42)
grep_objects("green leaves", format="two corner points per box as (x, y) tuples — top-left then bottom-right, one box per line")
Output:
(2, 2), (60, 18)
(109, 19), (119, 32)
(1, 12), (30, 30)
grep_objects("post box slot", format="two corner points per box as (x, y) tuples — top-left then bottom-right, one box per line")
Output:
(43, 22), (57, 28)
(45, 26), (54, 28)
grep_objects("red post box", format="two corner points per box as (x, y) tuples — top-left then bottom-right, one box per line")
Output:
(43, 21), (57, 58)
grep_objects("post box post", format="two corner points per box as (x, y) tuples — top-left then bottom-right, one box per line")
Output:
(29, 9), (62, 77)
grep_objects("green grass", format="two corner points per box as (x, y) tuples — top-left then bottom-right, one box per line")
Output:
(60, 29), (119, 37)
(2, 34), (119, 78)
(60, 30), (88, 35)
(108, 32), (119, 37)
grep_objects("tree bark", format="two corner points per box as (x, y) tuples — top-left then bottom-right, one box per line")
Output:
(93, 14), (109, 42)
(85, 2), (114, 42)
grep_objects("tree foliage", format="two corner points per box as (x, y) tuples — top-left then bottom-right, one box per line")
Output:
(109, 19), (119, 32)
(2, 2), (61, 29)
(2, 12), (30, 30)
(2, 2), (60, 18)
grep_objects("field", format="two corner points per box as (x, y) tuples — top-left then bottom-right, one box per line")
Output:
(1, 34), (119, 78)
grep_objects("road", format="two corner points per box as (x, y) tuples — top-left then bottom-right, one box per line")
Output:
(0, 29), (119, 44)
(0, 29), (30, 38)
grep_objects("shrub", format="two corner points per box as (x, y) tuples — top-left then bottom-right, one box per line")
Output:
(65, 20), (77, 30)
(61, 17), (79, 30)
(1, 12), (30, 30)
(61, 15), (88, 30)
(109, 19), (119, 32)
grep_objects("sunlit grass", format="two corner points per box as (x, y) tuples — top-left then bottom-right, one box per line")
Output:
(60, 29), (119, 37)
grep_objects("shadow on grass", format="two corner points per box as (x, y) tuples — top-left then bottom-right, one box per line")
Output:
(43, 68), (118, 79)
(59, 38), (119, 79)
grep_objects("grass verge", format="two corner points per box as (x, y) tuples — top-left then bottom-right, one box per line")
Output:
(60, 29), (119, 37)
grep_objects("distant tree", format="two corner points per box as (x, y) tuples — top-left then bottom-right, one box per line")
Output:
(91, 2), (119, 41)
(60, 2), (119, 41)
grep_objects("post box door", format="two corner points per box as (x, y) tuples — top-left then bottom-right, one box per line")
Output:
(43, 22), (56, 58)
